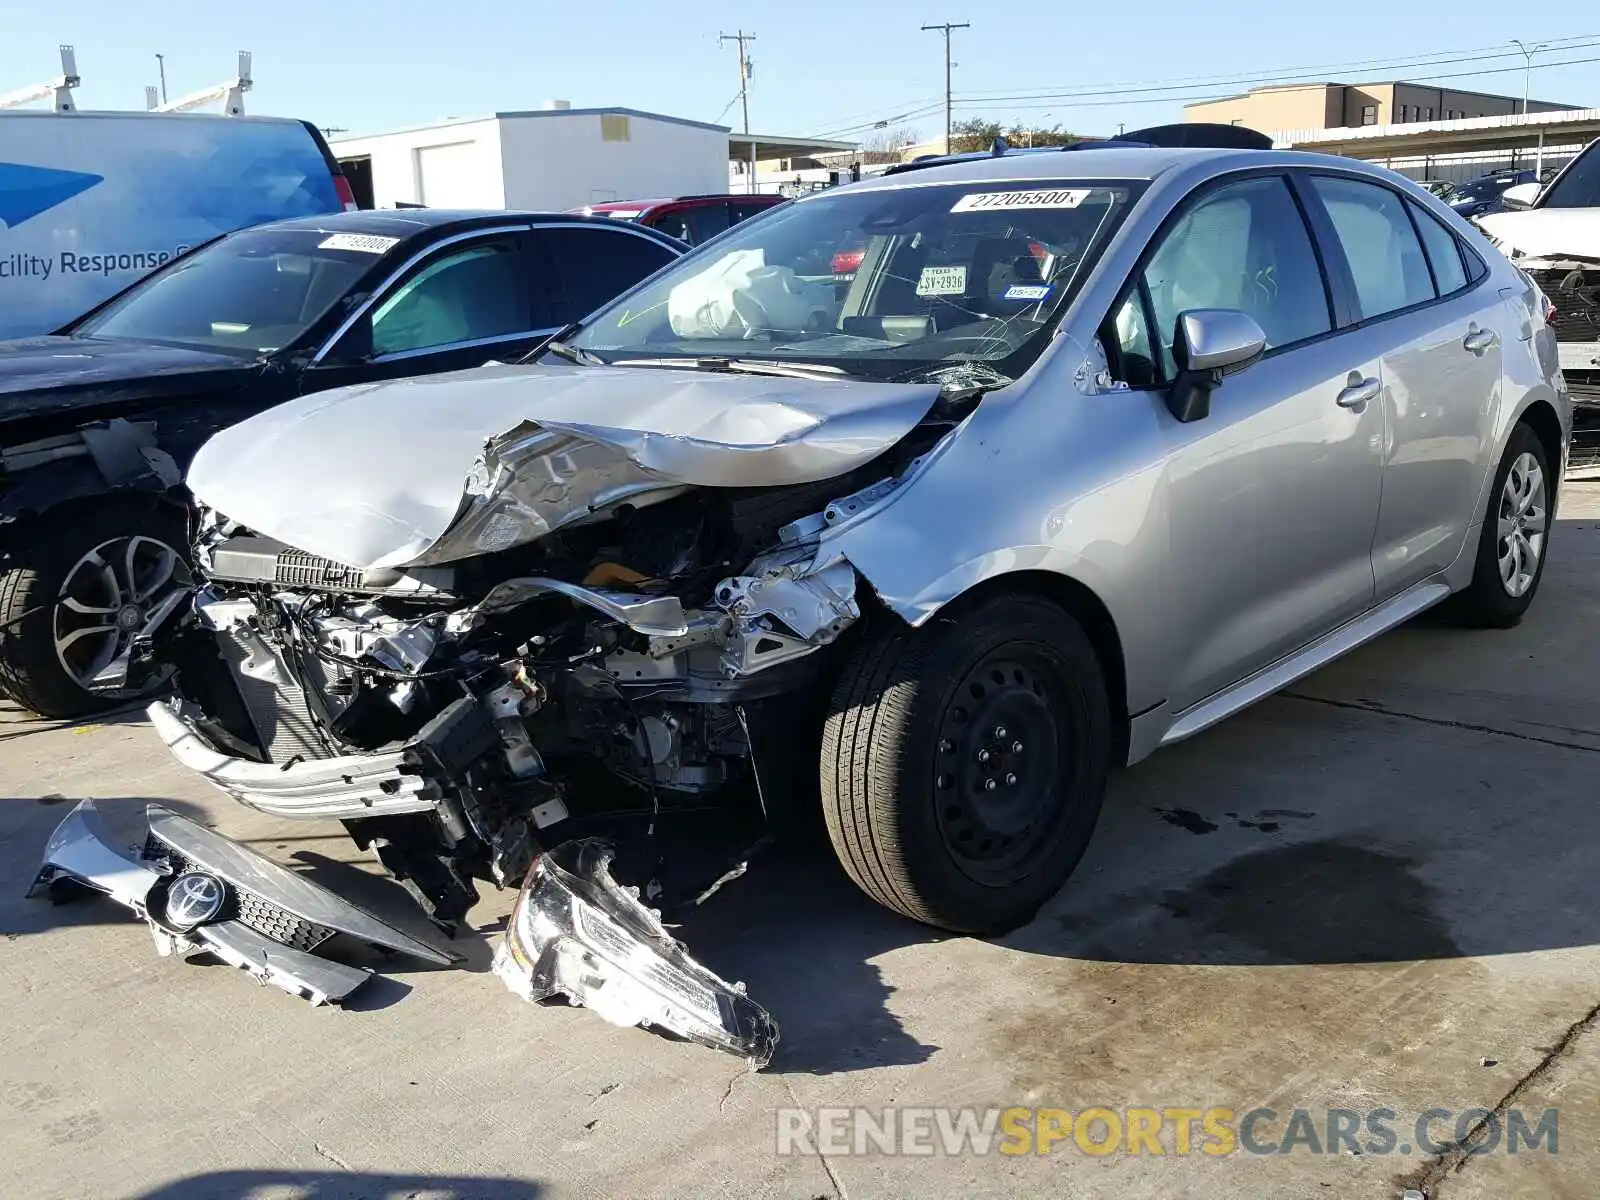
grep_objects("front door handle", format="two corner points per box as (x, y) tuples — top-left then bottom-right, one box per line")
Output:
(1463, 326), (1498, 355)
(1336, 375), (1381, 410)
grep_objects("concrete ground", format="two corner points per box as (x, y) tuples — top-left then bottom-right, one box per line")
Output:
(2, 485), (1598, 1200)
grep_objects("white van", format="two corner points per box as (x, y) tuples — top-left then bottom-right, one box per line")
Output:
(0, 110), (355, 338)
(1477, 137), (1600, 413)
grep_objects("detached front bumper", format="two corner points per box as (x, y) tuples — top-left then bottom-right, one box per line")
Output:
(30, 799), (458, 1005)
(147, 698), (442, 820)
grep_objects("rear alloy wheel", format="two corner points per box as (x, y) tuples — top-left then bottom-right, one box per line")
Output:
(0, 502), (190, 718)
(820, 593), (1111, 934)
(1443, 423), (1553, 629)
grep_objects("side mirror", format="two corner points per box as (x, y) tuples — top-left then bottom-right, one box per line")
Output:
(1500, 182), (1541, 210)
(1166, 309), (1266, 423)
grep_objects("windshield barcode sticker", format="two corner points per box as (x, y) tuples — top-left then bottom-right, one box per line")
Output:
(318, 233), (401, 254)
(951, 189), (1092, 213)
(916, 265), (968, 296)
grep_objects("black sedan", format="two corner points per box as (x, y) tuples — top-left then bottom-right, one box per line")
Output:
(0, 208), (685, 717)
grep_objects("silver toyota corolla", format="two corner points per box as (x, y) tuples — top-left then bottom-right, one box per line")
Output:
(49, 144), (1567, 1038)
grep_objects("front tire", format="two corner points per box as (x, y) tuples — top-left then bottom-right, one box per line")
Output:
(819, 593), (1111, 935)
(1444, 423), (1552, 629)
(0, 500), (189, 718)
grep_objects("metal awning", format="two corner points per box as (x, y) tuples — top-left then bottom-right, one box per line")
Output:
(728, 133), (859, 161)
(1274, 107), (1600, 158)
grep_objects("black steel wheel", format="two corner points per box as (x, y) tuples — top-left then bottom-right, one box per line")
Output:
(820, 592), (1111, 934)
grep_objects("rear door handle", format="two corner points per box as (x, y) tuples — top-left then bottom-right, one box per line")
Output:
(1463, 327), (1498, 355)
(1336, 375), (1381, 410)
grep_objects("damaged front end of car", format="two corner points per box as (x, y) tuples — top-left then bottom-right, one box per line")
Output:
(120, 364), (972, 1058)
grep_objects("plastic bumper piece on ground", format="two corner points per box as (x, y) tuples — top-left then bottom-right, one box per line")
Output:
(494, 838), (779, 1067)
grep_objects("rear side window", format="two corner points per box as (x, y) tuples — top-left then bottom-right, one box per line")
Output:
(1309, 176), (1435, 320)
(730, 200), (778, 224)
(1407, 201), (1469, 296)
(538, 226), (679, 318)
(684, 204), (731, 244)
(1135, 175), (1332, 377)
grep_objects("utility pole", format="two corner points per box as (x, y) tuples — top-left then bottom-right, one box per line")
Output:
(720, 29), (757, 195)
(921, 21), (969, 153)
(1511, 39), (1547, 115)
(719, 30), (756, 134)
(155, 53), (167, 104)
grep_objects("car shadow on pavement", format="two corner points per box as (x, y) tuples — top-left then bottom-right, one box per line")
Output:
(676, 837), (946, 1077)
(129, 1169), (544, 1199)
(0, 697), (152, 744)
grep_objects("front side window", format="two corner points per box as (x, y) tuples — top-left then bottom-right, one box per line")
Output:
(569, 179), (1138, 382)
(72, 228), (379, 355)
(1130, 176), (1332, 379)
(685, 204), (732, 244)
(358, 238), (529, 358)
(1310, 176), (1435, 320)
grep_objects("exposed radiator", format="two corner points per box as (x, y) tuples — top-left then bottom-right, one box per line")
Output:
(215, 626), (335, 765)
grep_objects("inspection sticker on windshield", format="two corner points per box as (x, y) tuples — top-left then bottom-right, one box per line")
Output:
(317, 233), (401, 254)
(1003, 283), (1053, 302)
(916, 265), (968, 296)
(951, 188), (1092, 213)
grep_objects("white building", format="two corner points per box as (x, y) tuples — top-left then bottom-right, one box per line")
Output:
(330, 104), (733, 211)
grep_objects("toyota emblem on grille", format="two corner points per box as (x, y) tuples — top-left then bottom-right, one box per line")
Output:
(164, 871), (226, 930)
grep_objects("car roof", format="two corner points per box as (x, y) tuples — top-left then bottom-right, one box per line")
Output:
(813, 145), (1406, 197)
(588, 194), (785, 211)
(260, 209), (660, 236)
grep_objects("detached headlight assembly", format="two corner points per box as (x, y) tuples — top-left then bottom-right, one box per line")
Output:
(493, 838), (778, 1066)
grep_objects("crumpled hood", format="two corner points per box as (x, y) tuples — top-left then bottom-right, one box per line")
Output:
(1477, 209), (1600, 261)
(186, 361), (941, 570)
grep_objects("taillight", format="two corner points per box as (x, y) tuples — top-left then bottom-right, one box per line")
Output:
(333, 175), (359, 212)
(1544, 296), (1558, 324)
(832, 248), (865, 275)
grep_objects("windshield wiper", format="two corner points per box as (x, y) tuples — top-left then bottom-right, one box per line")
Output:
(540, 339), (606, 367)
(610, 356), (851, 381)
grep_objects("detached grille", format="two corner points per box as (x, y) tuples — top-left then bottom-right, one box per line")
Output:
(1527, 268), (1600, 344)
(144, 838), (336, 953)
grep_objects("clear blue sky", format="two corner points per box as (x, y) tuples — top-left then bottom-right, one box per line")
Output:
(3, 1), (1596, 142)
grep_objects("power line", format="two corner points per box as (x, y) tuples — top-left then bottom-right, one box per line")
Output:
(921, 21), (970, 151)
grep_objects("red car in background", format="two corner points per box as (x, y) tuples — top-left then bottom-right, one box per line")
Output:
(574, 194), (786, 245)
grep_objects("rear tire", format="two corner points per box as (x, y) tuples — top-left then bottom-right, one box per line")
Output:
(1443, 423), (1552, 629)
(0, 500), (189, 718)
(819, 593), (1111, 935)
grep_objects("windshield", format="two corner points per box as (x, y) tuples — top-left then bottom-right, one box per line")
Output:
(1453, 178), (1516, 202)
(1541, 140), (1600, 209)
(72, 228), (388, 355)
(567, 179), (1139, 381)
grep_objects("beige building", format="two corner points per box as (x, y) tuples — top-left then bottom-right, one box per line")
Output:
(1185, 81), (1575, 133)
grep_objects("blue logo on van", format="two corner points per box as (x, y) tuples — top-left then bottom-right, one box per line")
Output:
(0, 162), (104, 230)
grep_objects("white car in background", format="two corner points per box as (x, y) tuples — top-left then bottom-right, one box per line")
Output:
(1478, 136), (1600, 417)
